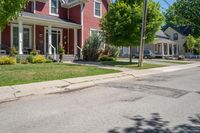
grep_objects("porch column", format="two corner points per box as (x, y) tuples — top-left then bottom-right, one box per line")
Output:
(167, 43), (170, 56)
(18, 20), (23, 55)
(33, 24), (36, 49)
(161, 43), (164, 57)
(176, 44), (179, 55)
(172, 44), (174, 56)
(48, 25), (52, 55)
(74, 28), (78, 56)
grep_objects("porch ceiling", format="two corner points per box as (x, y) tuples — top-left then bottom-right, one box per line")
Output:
(18, 12), (81, 29)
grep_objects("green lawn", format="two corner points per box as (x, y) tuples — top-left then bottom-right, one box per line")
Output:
(102, 61), (165, 69)
(158, 60), (191, 64)
(0, 63), (120, 86)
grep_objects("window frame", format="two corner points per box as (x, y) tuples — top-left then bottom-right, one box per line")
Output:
(94, 0), (102, 18)
(49, 0), (59, 16)
(173, 33), (178, 40)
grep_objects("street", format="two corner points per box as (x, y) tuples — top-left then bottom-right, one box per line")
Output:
(0, 67), (200, 133)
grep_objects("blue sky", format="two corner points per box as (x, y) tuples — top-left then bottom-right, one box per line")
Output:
(112, 0), (175, 10)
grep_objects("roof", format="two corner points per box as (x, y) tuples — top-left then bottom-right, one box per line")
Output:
(154, 30), (176, 44)
(155, 30), (169, 39)
(166, 26), (191, 36)
(19, 12), (81, 29)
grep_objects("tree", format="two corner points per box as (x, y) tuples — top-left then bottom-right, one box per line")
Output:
(0, 0), (28, 29)
(194, 37), (200, 54)
(185, 35), (196, 53)
(163, 0), (200, 37)
(101, 0), (163, 63)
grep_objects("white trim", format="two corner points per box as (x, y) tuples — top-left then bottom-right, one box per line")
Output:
(44, 27), (63, 54)
(18, 21), (23, 55)
(94, 0), (102, 18)
(33, 0), (36, 13)
(74, 28), (78, 56)
(81, 3), (84, 47)
(90, 28), (102, 35)
(33, 24), (36, 49)
(49, 0), (59, 16)
(10, 23), (32, 50)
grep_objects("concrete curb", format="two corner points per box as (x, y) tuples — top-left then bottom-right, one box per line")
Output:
(0, 63), (199, 103)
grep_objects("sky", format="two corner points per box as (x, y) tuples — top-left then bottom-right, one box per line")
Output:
(112, 0), (175, 10)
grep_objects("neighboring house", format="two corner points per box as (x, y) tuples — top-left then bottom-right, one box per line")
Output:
(0, 0), (111, 59)
(120, 30), (178, 58)
(164, 27), (187, 55)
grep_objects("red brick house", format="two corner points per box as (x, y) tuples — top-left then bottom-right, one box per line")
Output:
(0, 0), (111, 60)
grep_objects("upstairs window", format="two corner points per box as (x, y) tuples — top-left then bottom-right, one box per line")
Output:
(94, 0), (102, 18)
(173, 33), (178, 40)
(50, 0), (59, 15)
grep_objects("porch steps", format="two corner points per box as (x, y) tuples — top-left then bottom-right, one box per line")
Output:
(49, 54), (75, 62)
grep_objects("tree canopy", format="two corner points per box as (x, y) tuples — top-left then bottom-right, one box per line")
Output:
(163, 0), (200, 37)
(101, 0), (164, 47)
(0, 0), (28, 29)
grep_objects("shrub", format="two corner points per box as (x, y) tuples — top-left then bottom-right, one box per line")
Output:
(21, 59), (29, 64)
(30, 49), (38, 56)
(99, 55), (116, 61)
(10, 47), (18, 57)
(0, 56), (16, 65)
(16, 56), (21, 63)
(103, 45), (119, 58)
(58, 46), (65, 62)
(26, 55), (34, 63)
(82, 33), (103, 61)
(32, 55), (46, 63)
(45, 59), (53, 63)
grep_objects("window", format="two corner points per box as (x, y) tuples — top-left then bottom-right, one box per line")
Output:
(11, 25), (31, 49)
(50, 0), (59, 15)
(173, 33), (178, 40)
(94, 0), (102, 18)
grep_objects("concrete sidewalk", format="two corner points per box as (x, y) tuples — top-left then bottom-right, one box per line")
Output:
(0, 63), (200, 103)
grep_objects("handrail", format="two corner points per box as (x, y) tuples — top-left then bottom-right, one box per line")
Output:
(49, 44), (56, 60)
(77, 45), (82, 51)
(77, 45), (83, 59)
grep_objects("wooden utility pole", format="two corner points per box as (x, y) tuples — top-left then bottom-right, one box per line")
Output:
(139, 0), (148, 67)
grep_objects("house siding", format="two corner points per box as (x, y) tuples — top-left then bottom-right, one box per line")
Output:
(36, 25), (45, 54)
(2, 25), (11, 50)
(35, 1), (49, 15)
(83, 0), (108, 43)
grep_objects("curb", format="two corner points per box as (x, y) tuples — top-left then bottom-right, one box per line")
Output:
(0, 63), (199, 103)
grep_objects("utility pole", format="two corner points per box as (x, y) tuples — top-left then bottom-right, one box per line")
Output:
(139, 0), (148, 67)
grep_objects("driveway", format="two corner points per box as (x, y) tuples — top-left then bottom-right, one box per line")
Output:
(0, 67), (200, 133)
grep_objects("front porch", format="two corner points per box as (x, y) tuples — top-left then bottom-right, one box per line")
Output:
(0, 12), (82, 60)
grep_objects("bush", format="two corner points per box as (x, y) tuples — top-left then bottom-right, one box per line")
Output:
(30, 49), (38, 56)
(178, 55), (185, 60)
(0, 56), (16, 65)
(82, 33), (103, 61)
(26, 55), (34, 63)
(103, 45), (119, 58)
(9, 47), (18, 57)
(99, 55), (116, 61)
(21, 59), (29, 64)
(45, 59), (53, 63)
(32, 55), (46, 63)
(16, 56), (21, 63)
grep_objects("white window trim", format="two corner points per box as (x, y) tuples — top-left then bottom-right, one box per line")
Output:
(90, 28), (102, 35)
(94, 0), (102, 18)
(49, 0), (59, 16)
(10, 24), (32, 49)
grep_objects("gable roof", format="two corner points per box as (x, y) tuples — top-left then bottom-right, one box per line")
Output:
(156, 30), (169, 39)
(165, 26), (191, 36)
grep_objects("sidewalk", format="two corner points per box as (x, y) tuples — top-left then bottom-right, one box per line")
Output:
(0, 63), (200, 103)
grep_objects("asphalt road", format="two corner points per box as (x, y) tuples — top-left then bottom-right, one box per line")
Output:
(0, 67), (200, 133)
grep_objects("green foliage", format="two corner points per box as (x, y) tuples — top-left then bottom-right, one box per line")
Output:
(82, 33), (103, 61)
(9, 47), (18, 57)
(0, 0), (28, 29)
(103, 45), (119, 58)
(16, 55), (21, 63)
(185, 35), (196, 53)
(99, 55), (116, 62)
(26, 55), (34, 63)
(21, 59), (29, 64)
(45, 59), (53, 63)
(32, 55), (46, 63)
(30, 49), (38, 56)
(58, 46), (65, 55)
(164, 0), (200, 37)
(0, 56), (16, 65)
(101, 0), (164, 47)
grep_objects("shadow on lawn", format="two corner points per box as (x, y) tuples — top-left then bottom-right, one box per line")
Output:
(108, 113), (200, 133)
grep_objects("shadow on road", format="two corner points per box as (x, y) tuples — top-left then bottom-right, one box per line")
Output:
(108, 113), (200, 133)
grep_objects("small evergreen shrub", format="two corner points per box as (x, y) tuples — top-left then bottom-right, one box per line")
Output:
(21, 59), (29, 64)
(0, 56), (16, 65)
(45, 59), (53, 63)
(9, 47), (18, 57)
(16, 56), (21, 63)
(32, 55), (46, 63)
(30, 49), (38, 56)
(26, 55), (34, 63)
(99, 55), (116, 61)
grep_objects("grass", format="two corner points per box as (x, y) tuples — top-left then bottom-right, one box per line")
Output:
(158, 60), (191, 64)
(0, 63), (120, 87)
(101, 61), (165, 70)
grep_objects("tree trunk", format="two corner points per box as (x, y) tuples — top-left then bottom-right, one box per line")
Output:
(129, 46), (132, 63)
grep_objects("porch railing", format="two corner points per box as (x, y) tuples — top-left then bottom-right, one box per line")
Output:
(77, 45), (83, 60)
(49, 44), (56, 60)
